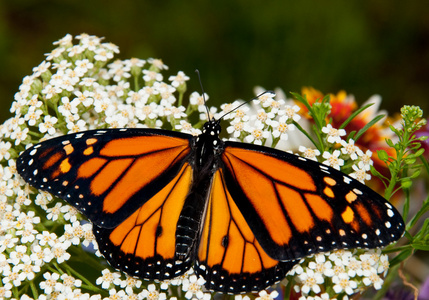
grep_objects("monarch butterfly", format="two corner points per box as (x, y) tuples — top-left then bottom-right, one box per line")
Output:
(17, 98), (405, 294)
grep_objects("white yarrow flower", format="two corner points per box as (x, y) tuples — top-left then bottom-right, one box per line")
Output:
(322, 124), (346, 144)
(38, 115), (58, 135)
(299, 146), (321, 161)
(322, 150), (344, 170)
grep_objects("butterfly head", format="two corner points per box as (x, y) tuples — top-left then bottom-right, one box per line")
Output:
(201, 119), (222, 147)
(202, 119), (221, 135)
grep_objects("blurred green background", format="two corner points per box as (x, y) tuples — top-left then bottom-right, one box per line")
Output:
(1, 1), (428, 123)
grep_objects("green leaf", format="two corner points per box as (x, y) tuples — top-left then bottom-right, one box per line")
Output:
(420, 152), (429, 176)
(414, 148), (425, 157)
(346, 130), (357, 141)
(409, 169), (421, 179)
(389, 248), (413, 267)
(416, 218), (429, 236)
(404, 157), (416, 165)
(389, 124), (401, 135)
(400, 179), (412, 189)
(402, 187), (411, 222)
(377, 149), (389, 161)
(385, 138), (395, 148)
(311, 98), (331, 129)
(404, 230), (413, 241)
(354, 114), (385, 142)
(290, 92), (312, 111)
(388, 161), (397, 172)
(339, 103), (374, 129)
(292, 121), (319, 150)
(370, 165), (387, 180)
(411, 244), (429, 251)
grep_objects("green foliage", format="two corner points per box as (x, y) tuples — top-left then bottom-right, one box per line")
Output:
(377, 105), (427, 200)
(291, 92), (331, 153)
(371, 105), (429, 298)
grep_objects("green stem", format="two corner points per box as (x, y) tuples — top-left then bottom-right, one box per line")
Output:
(12, 286), (20, 299)
(292, 121), (319, 150)
(383, 131), (408, 200)
(383, 169), (398, 200)
(30, 280), (39, 299)
(134, 74), (140, 91)
(178, 91), (184, 107)
(60, 252), (104, 293)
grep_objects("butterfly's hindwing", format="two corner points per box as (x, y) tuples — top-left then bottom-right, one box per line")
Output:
(196, 170), (297, 293)
(94, 163), (194, 280)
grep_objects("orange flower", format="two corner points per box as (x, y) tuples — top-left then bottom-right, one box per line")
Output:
(298, 87), (400, 192)
(300, 87), (357, 122)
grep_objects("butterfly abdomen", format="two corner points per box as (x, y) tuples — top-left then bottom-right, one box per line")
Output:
(175, 170), (213, 260)
(175, 201), (205, 259)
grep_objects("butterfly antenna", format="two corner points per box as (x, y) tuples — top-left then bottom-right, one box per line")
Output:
(218, 90), (275, 120)
(195, 69), (212, 121)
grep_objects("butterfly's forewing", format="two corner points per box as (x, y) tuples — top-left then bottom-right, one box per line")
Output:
(17, 129), (193, 228)
(94, 163), (194, 280)
(220, 142), (405, 261)
(196, 169), (297, 293)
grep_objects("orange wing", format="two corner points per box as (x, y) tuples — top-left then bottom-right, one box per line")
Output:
(220, 142), (405, 262)
(94, 163), (195, 280)
(17, 128), (192, 228)
(196, 169), (297, 293)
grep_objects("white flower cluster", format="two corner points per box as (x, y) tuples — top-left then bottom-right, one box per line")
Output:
(93, 269), (210, 300)
(0, 33), (208, 299)
(289, 249), (389, 300)
(320, 124), (373, 183)
(219, 91), (301, 146)
(296, 124), (374, 184)
(4, 33), (204, 143)
(234, 289), (280, 300)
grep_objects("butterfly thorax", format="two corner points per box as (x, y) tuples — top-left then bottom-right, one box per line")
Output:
(194, 120), (223, 170)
